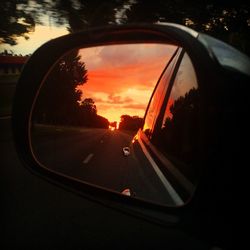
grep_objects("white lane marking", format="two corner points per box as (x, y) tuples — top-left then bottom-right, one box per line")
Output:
(138, 137), (184, 206)
(82, 153), (94, 164)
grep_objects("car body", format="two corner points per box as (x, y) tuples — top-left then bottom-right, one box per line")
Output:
(5, 23), (248, 249)
(131, 35), (249, 207)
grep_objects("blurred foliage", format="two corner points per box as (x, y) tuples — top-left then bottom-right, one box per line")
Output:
(1, 0), (249, 55)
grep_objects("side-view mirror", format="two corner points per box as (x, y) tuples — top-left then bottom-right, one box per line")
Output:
(30, 42), (185, 206)
(12, 23), (248, 216)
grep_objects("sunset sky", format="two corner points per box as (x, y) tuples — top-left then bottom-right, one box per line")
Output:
(0, 14), (177, 125)
(1, 21), (68, 55)
(77, 44), (177, 123)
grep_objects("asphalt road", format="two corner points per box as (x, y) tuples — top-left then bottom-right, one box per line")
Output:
(32, 125), (175, 205)
(1, 117), (207, 250)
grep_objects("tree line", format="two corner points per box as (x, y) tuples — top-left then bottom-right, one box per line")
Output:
(32, 49), (109, 129)
(1, 1), (249, 56)
(32, 49), (144, 131)
(119, 115), (143, 131)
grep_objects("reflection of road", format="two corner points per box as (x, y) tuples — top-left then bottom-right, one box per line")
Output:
(32, 125), (175, 205)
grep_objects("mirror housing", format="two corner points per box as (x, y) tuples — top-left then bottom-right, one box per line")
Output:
(12, 23), (233, 235)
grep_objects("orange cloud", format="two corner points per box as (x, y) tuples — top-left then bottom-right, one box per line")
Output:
(77, 44), (177, 122)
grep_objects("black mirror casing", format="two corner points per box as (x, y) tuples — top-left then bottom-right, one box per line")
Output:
(12, 23), (232, 248)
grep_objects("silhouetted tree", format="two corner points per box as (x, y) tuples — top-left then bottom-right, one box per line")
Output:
(0, 0), (36, 45)
(77, 98), (96, 127)
(124, 0), (250, 55)
(161, 88), (200, 157)
(119, 115), (143, 131)
(110, 121), (117, 129)
(80, 98), (97, 114)
(32, 49), (88, 125)
(1, 1), (249, 55)
(154, 87), (201, 182)
(94, 115), (109, 129)
(76, 98), (109, 128)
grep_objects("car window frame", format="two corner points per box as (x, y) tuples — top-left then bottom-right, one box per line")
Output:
(151, 49), (186, 139)
(141, 48), (185, 141)
(139, 49), (201, 202)
(142, 47), (182, 139)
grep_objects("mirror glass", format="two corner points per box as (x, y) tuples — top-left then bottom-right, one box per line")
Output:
(31, 43), (200, 206)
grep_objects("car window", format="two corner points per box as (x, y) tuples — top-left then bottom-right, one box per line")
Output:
(143, 47), (180, 139)
(152, 52), (201, 186)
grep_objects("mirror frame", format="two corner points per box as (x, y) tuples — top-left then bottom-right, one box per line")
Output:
(12, 23), (222, 224)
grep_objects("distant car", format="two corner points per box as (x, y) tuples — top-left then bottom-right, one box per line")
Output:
(122, 147), (130, 156)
